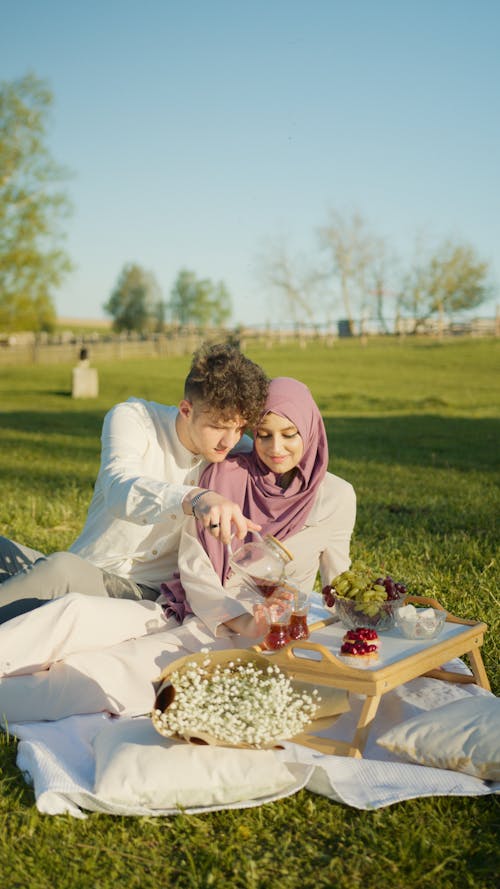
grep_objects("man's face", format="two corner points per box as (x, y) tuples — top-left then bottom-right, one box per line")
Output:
(178, 400), (247, 461)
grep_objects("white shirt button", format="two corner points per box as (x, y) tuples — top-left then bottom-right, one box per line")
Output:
(152, 549), (158, 555)
(191, 457), (198, 465)
(170, 514), (176, 520)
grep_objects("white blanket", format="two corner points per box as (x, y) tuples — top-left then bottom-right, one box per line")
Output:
(11, 714), (315, 818)
(279, 673), (500, 809)
(2, 594), (498, 816)
(10, 673), (498, 817)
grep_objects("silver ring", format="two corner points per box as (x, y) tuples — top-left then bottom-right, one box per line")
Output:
(209, 523), (220, 529)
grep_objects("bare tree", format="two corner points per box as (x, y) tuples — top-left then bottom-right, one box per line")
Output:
(259, 241), (324, 326)
(318, 211), (377, 333)
(368, 237), (400, 334)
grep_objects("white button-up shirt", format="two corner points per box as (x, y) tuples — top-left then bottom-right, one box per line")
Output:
(70, 397), (249, 588)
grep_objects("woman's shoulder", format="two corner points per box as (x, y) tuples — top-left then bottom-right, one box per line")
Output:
(322, 471), (355, 496)
(307, 472), (356, 522)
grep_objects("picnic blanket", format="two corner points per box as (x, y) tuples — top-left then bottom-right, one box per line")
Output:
(10, 670), (499, 818)
(2, 594), (498, 816)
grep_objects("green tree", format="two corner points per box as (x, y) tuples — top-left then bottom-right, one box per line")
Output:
(169, 269), (232, 327)
(0, 73), (72, 333)
(104, 263), (164, 333)
(400, 240), (492, 332)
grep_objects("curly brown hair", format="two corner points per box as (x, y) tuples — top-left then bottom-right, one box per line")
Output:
(184, 342), (269, 427)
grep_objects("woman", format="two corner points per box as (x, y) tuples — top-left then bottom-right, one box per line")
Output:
(177, 376), (356, 640)
(0, 378), (355, 723)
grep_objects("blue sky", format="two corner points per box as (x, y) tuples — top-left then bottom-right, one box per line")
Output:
(2, 0), (499, 326)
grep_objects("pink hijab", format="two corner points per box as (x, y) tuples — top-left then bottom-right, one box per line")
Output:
(198, 377), (329, 582)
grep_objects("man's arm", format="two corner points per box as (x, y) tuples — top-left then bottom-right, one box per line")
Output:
(98, 401), (194, 524)
(98, 401), (257, 539)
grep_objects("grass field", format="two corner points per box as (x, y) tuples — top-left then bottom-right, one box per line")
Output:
(0, 337), (498, 888)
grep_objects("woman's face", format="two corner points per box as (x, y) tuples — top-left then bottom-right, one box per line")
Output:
(254, 411), (304, 473)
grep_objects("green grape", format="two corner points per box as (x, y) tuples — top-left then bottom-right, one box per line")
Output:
(331, 561), (408, 621)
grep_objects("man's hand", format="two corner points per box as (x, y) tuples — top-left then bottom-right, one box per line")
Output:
(184, 489), (261, 543)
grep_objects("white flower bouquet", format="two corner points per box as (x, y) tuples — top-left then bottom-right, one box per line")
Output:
(152, 649), (321, 749)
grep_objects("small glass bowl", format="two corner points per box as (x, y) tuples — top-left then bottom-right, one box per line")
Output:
(334, 594), (406, 632)
(394, 606), (447, 640)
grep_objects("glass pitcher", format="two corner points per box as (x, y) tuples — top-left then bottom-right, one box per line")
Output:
(227, 531), (293, 597)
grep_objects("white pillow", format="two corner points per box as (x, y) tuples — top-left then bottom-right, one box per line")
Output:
(93, 718), (299, 809)
(377, 695), (500, 781)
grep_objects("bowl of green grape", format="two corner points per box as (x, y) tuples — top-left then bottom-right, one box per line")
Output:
(322, 561), (408, 631)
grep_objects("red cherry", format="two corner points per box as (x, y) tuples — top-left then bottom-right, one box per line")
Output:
(341, 642), (356, 654)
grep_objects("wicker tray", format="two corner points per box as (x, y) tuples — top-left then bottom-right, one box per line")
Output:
(152, 648), (350, 751)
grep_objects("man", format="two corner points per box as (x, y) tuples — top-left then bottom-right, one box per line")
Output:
(0, 342), (269, 622)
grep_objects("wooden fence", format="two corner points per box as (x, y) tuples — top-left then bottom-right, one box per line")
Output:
(0, 318), (497, 366)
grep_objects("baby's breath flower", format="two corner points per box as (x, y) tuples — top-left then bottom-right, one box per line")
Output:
(153, 656), (320, 748)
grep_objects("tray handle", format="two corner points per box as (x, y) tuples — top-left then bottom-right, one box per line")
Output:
(405, 595), (482, 626)
(278, 639), (369, 675)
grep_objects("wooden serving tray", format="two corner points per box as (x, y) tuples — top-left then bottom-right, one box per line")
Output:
(255, 596), (490, 758)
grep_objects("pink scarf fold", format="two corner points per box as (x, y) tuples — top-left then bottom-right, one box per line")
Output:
(198, 377), (329, 582)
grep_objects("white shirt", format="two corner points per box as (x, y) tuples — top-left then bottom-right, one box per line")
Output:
(178, 471), (357, 635)
(70, 397), (249, 587)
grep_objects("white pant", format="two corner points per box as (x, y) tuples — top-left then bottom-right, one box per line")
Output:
(0, 536), (156, 625)
(0, 594), (245, 723)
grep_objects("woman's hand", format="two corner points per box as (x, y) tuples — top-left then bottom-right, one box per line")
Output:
(224, 587), (294, 639)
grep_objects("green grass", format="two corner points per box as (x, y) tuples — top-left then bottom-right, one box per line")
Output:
(0, 337), (499, 888)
